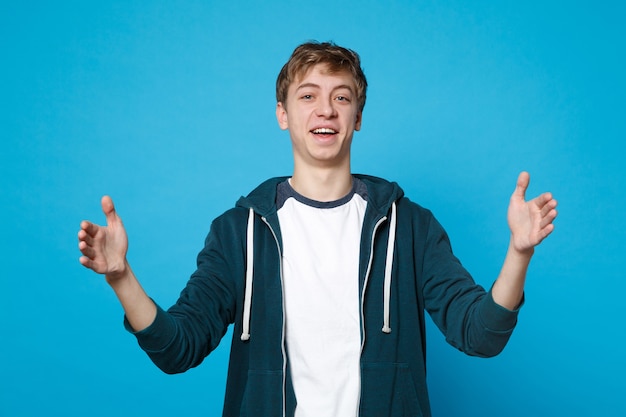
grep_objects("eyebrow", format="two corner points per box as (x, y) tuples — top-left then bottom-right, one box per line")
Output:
(295, 82), (355, 93)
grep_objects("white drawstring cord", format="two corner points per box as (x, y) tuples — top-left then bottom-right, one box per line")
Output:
(241, 208), (255, 341)
(382, 202), (397, 334)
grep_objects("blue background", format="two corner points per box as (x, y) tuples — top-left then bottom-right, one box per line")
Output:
(2, 1), (624, 416)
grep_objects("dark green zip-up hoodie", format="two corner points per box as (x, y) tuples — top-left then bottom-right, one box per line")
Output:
(127, 175), (520, 417)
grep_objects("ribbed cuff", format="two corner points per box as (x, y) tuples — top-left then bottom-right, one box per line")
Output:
(479, 290), (524, 332)
(123, 303), (177, 352)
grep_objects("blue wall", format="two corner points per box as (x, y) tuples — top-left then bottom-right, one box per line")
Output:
(2, 1), (624, 416)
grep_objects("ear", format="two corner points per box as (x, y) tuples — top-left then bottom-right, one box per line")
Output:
(276, 102), (289, 130)
(354, 110), (363, 131)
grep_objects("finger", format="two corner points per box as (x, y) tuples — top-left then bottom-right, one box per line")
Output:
(101, 195), (118, 224)
(102, 195), (124, 231)
(79, 255), (91, 268)
(513, 171), (530, 199)
(78, 240), (95, 258)
(77, 228), (93, 246)
(540, 208), (558, 228)
(79, 255), (97, 270)
(539, 223), (555, 239)
(539, 197), (557, 216)
(80, 220), (101, 238)
(537, 191), (554, 206)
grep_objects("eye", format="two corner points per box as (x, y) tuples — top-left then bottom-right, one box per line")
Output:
(335, 95), (351, 102)
(301, 94), (313, 100)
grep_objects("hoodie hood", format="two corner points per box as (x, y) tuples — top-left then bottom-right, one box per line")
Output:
(236, 174), (404, 216)
(235, 176), (289, 217)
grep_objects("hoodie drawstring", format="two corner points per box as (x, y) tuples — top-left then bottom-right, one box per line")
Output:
(241, 208), (255, 341)
(382, 201), (397, 334)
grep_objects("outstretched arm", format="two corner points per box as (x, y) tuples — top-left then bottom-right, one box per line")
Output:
(492, 172), (558, 310)
(78, 196), (156, 331)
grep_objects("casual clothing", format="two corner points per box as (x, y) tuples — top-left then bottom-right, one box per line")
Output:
(126, 174), (520, 417)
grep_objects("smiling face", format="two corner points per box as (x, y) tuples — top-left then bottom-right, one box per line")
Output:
(276, 64), (363, 172)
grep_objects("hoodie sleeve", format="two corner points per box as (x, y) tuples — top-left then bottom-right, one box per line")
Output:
(420, 212), (520, 358)
(125, 210), (244, 374)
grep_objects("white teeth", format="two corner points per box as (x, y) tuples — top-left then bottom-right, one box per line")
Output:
(312, 128), (337, 134)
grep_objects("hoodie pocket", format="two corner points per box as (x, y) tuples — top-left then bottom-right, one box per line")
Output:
(360, 362), (423, 417)
(239, 369), (283, 417)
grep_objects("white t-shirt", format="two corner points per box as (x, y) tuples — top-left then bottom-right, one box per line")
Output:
(277, 178), (368, 417)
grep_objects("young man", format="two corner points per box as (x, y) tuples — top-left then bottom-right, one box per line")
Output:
(78, 42), (557, 417)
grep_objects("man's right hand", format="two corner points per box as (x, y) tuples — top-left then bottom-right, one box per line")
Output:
(78, 196), (129, 282)
(78, 196), (156, 331)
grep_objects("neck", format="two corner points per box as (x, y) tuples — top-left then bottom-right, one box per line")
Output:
(290, 164), (353, 202)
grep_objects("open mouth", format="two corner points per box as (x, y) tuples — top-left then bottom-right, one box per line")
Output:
(311, 128), (338, 135)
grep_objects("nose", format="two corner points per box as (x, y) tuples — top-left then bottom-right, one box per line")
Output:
(316, 97), (337, 118)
